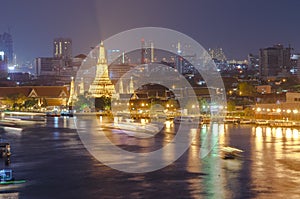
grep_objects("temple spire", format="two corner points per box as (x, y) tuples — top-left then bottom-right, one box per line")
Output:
(68, 77), (75, 106)
(98, 41), (107, 65)
(119, 79), (124, 94)
(129, 76), (134, 94)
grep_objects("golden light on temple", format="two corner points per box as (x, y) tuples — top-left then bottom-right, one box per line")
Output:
(88, 41), (115, 97)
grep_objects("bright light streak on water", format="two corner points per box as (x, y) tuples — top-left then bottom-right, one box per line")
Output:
(286, 128), (292, 139)
(54, 116), (59, 128)
(293, 129), (299, 139)
(276, 127), (283, 138)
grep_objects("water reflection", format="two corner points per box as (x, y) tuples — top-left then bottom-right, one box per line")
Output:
(42, 117), (300, 198)
(251, 126), (300, 198)
(201, 123), (245, 199)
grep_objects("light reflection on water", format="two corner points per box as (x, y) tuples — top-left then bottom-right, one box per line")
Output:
(77, 117), (300, 198)
(6, 117), (300, 198)
(188, 124), (300, 198)
(250, 125), (300, 198)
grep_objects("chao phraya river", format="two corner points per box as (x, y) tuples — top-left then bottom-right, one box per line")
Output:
(0, 116), (299, 198)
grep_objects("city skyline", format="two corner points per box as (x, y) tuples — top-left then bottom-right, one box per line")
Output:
(1, 0), (300, 63)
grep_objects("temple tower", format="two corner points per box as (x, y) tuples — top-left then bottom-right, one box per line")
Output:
(88, 41), (115, 97)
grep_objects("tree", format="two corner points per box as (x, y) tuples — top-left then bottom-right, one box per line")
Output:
(95, 96), (111, 111)
(198, 97), (209, 113)
(238, 82), (256, 97)
(244, 107), (254, 117)
(23, 98), (38, 110)
(73, 95), (94, 111)
(41, 98), (48, 108)
(227, 100), (236, 111)
(4, 93), (27, 110)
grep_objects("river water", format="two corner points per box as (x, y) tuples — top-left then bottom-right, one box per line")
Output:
(0, 116), (300, 199)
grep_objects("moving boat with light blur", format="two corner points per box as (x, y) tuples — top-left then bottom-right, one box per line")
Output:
(98, 117), (162, 138)
(114, 118), (160, 134)
(0, 111), (46, 126)
(220, 146), (243, 159)
(173, 116), (203, 125)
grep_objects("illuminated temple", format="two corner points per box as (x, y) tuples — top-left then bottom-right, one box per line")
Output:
(88, 41), (115, 97)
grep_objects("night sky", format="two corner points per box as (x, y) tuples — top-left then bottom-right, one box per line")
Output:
(1, 0), (300, 63)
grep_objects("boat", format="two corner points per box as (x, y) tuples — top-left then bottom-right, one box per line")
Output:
(255, 119), (269, 125)
(109, 118), (161, 138)
(0, 143), (11, 158)
(223, 117), (240, 124)
(269, 120), (295, 127)
(1, 111), (46, 126)
(173, 116), (203, 125)
(0, 119), (24, 134)
(220, 146), (243, 159)
(0, 119), (18, 128)
(239, 119), (254, 124)
(0, 169), (26, 185)
(115, 119), (160, 133)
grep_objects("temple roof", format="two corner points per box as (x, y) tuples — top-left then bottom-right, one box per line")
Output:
(0, 86), (69, 98)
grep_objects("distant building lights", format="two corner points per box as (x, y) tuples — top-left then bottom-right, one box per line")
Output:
(8, 66), (15, 70)
(0, 51), (4, 60)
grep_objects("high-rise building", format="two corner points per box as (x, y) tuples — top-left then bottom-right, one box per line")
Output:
(208, 48), (227, 62)
(0, 51), (7, 78)
(35, 57), (63, 76)
(248, 53), (259, 70)
(0, 32), (13, 65)
(259, 44), (291, 78)
(53, 38), (72, 59)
